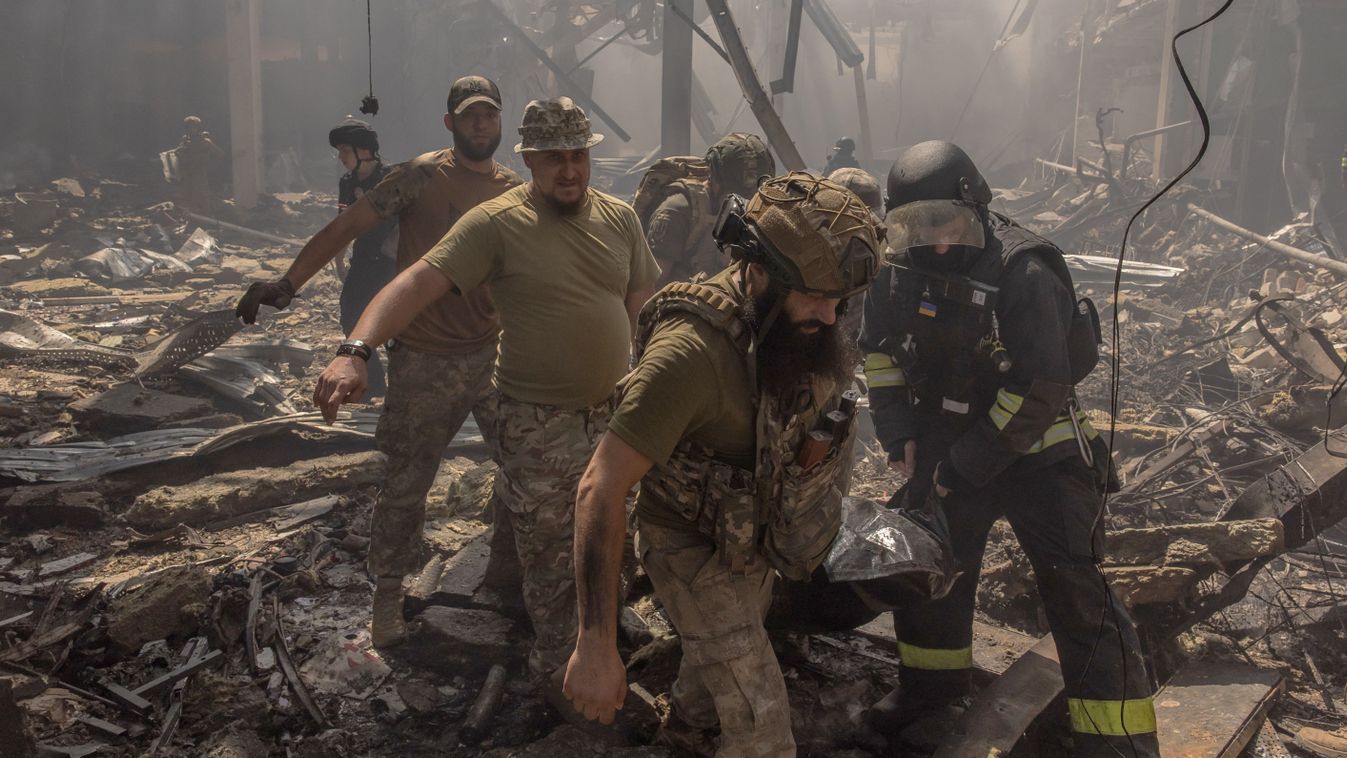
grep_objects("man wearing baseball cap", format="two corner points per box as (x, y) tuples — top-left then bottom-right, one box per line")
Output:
(312, 97), (660, 699)
(236, 75), (522, 649)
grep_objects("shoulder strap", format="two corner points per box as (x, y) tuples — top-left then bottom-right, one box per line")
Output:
(985, 211), (1077, 294)
(634, 280), (751, 362)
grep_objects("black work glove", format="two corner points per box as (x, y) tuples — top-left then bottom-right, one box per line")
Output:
(236, 278), (296, 324)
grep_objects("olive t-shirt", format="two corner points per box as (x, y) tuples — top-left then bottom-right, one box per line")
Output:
(607, 268), (757, 529)
(364, 148), (521, 354)
(422, 184), (661, 410)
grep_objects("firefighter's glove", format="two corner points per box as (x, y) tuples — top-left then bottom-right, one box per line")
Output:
(236, 278), (296, 324)
(933, 459), (974, 497)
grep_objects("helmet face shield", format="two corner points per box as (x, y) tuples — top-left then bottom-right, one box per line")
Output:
(882, 200), (985, 260)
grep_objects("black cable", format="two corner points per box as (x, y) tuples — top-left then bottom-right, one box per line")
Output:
(366, 0), (374, 97)
(1081, 0), (1237, 751)
(358, 0), (379, 115)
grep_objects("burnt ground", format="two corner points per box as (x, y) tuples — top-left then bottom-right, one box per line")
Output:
(1, 170), (1346, 755)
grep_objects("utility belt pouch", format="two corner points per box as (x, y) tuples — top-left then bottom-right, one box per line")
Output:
(762, 406), (856, 581)
(1067, 296), (1102, 384)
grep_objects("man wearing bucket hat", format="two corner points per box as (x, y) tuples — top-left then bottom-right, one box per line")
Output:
(563, 173), (884, 755)
(237, 76), (522, 650)
(312, 96), (660, 692)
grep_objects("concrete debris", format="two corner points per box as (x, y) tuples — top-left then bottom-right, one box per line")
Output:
(405, 607), (515, 679)
(105, 565), (212, 654)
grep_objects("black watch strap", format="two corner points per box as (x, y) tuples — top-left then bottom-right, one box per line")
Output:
(336, 339), (373, 362)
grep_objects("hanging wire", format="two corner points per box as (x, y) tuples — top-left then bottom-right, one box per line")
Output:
(1075, 0), (1239, 751)
(359, 0), (379, 115)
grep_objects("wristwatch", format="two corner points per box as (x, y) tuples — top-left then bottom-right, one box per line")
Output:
(336, 339), (373, 362)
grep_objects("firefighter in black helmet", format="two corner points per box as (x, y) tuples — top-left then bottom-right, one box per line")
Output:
(859, 141), (1161, 757)
(327, 117), (397, 397)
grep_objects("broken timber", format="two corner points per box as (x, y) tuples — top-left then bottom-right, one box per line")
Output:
(935, 642), (1282, 757)
(704, 0), (806, 170)
(1154, 663), (1282, 757)
(1187, 205), (1347, 279)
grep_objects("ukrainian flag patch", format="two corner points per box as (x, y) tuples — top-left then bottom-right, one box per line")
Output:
(918, 300), (938, 318)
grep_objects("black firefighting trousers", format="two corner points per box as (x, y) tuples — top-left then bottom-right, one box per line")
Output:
(893, 455), (1160, 757)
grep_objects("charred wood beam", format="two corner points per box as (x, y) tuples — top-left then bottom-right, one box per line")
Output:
(704, 0), (805, 170)
(477, 0), (631, 143)
(1222, 430), (1347, 550)
(184, 213), (303, 247)
(1187, 205), (1347, 279)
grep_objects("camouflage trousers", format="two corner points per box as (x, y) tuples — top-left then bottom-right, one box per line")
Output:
(368, 342), (498, 577)
(637, 521), (796, 758)
(491, 392), (613, 679)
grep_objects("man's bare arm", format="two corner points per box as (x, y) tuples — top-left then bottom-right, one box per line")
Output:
(285, 197), (383, 289)
(563, 432), (654, 723)
(312, 261), (452, 422)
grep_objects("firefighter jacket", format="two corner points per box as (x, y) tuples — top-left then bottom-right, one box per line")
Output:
(859, 213), (1104, 493)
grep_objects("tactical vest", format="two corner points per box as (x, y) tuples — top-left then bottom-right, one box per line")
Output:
(633, 280), (854, 580)
(883, 214), (1100, 431)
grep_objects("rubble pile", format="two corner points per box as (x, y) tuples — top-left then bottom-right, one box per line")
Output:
(1, 164), (1345, 756)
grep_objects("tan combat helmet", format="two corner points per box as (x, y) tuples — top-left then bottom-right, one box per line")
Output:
(514, 96), (604, 153)
(827, 167), (884, 220)
(737, 171), (883, 299)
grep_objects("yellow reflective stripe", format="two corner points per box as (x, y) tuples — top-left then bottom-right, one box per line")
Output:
(989, 389), (1024, 431)
(868, 369), (905, 388)
(1067, 697), (1157, 736)
(1025, 411), (1099, 454)
(864, 353), (906, 388)
(897, 642), (972, 670)
(864, 353), (896, 371)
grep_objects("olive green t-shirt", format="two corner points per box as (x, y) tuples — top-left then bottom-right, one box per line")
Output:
(607, 269), (757, 529)
(422, 184), (661, 410)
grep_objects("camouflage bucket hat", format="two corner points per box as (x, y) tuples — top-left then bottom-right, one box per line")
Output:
(744, 171), (883, 298)
(514, 96), (605, 153)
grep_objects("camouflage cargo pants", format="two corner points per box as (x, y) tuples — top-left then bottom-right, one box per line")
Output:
(637, 521), (796, 758)
(491, 393), (613, 679)
(368, 342), (499, 577)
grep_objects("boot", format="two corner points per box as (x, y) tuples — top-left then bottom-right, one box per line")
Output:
(371, 576), (407, 648)
(863, 684), (965, 749)
(655, 706), (718, 757)
(1298, 727), (1347, 758)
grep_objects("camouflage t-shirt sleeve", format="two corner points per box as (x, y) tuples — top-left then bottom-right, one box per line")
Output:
(608, 319), (721, 466)
(646, 193), (692, 269)
(420, 205), (500, 292)
(364, 159), (431, 219)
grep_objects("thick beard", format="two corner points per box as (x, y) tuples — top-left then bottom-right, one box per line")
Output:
(453, 129), (501, 162)
(538, 191), (586, 216)
(744, 292), (855, 397)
